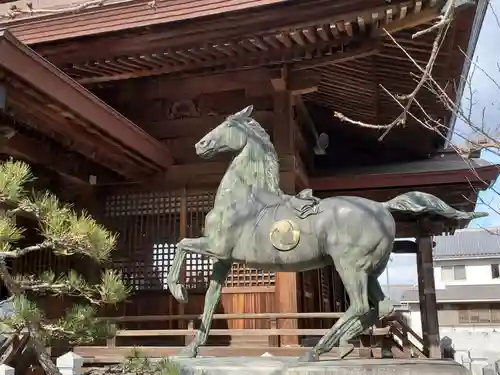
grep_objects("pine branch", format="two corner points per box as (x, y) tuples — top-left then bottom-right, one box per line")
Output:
(0, 242), (55, 258)
(14, 269), (128, 305)
(44, 304), (117, 345)
(0, 160), (129, 375)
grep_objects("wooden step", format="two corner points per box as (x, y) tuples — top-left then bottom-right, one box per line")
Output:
(75, 346), (375, 364)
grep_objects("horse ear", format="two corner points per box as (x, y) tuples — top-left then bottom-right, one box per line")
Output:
(235, 105), (254, 118)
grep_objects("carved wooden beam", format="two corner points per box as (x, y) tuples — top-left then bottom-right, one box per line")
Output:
(144, 155), (300, 189)
(100, 68), (319, 103)
(144, 111), (275, 140)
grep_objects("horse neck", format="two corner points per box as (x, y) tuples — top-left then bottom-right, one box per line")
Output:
(214, 141), (282, 205)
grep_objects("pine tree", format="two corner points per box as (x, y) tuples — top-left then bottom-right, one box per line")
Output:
(0, 159), (129, 375)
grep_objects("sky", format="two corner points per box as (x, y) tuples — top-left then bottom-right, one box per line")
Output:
(380, 0), (500, 286)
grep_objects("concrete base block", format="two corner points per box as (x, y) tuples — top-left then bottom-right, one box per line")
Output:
(172, 357), (471, 375)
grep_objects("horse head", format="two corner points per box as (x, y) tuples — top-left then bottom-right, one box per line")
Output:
(195, 105), (257, 159)
(196, 105), (281, 194)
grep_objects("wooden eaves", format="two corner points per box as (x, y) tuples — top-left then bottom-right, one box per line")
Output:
(5, 0), (440, 46)
(310, 160), (500, 191)
(311, 155), (500, 238)
(0, 29), (172, 180)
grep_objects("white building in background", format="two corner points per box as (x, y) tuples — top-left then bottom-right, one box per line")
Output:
(400, 228), (500, 362)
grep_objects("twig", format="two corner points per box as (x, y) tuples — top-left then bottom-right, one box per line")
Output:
(0, 242), (54, 259)
(18, 280), (103, 305)
(334, 0), (454, 139)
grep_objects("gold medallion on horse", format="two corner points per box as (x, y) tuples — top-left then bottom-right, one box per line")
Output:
(269, 219), (300, 251)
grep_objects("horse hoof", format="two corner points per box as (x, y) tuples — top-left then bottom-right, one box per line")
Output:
(339, 344), (355, 359)
(169, 283), (188, 304)
(175, 344), (198, 359)
(298, 350), (319, 362)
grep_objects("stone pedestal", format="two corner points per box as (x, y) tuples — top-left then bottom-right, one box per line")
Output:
(172, 357), (470, 375)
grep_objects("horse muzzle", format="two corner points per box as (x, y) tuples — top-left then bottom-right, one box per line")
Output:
(195, 139), (216, 159)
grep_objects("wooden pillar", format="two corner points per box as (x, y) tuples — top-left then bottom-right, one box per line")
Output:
(272, 81), (299, 346)
(177, 188), (187, 327)
(416, 228), (441, 359)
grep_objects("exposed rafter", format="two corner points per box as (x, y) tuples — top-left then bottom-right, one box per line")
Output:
(72, 34), (378, 85)
(0, 29), (173, 180)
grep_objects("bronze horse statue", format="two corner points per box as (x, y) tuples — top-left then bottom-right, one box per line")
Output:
(167, 105), (486, 361)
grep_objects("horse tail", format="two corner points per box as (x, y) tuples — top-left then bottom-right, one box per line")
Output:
(382, 191), (488, 221)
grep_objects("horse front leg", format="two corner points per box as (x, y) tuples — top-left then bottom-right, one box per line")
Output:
(177, 260), (232, 358)
(167, 237), (216, 304)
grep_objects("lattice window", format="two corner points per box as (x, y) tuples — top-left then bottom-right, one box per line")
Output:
(102, 191), (181, 291)
(185, 191), (276, 288)
(101, 189), (276, 290)
(184, 191), (215, 290)
(153, 243), (176, 287)
(225, 264), (275, 287)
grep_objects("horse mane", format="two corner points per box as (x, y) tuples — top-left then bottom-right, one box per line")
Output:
(230, 114), (283, 195)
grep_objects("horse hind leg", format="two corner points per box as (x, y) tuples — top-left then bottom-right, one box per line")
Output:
(299, 259), (373, 362)
(368, 274), (395, 319)
(334, 268), (379, 359)
(333, 246), (396, 359)
(176, 259), (231, 358)
(331, 276), (395, 360)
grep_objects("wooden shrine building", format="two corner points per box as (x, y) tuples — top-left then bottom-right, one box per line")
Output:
(0, 0), (498, 363)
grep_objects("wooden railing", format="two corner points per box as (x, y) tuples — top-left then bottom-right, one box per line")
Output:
(104, 312), (391, 348)
(67, 310), (429, 362)
(388, 316), (426, 358)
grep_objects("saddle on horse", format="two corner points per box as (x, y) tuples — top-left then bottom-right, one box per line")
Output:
(252, 188), (321, 219)
(250, 188), (320, 252)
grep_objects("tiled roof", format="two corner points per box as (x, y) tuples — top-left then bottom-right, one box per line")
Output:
(401, 284), (500, 303)
(433, 228), (500, 260)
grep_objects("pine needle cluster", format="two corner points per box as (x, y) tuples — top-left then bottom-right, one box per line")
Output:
(0, 159), (129, 372)
(85, 348), (182, 375)
(123, 348), (181, 375)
